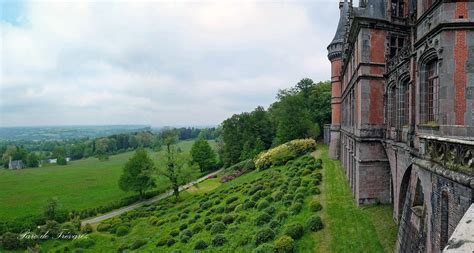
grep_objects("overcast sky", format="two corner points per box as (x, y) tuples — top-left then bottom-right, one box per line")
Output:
(0, 0), (344, 127)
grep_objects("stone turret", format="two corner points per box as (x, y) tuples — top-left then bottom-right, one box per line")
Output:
(327, 0), (349, 159)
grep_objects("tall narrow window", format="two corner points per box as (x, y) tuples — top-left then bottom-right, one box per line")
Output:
(422, 60), (439, 123)
(440, 191), (449, 249)
(398, 80), (409, 127)
(389, 86), (397, 127)
(392, 0), (406, 17)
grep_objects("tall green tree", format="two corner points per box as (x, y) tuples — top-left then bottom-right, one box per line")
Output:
(26, 153), (40, 167)
(118, 149), (156, 199)
(158, 130), (194, 201)
(190, 138), (217, 172)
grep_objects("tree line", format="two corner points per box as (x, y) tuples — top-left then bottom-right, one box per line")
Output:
(219, 78), (331, 167)
(0, 127), (219, 169)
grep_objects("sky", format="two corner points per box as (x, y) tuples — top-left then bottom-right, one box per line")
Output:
(0, 0), (344, 127)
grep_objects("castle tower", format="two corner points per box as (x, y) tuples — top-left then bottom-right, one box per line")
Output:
(327, 0), (349, 159)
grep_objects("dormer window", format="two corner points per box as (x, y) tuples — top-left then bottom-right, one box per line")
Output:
(391, 0), (406, 18)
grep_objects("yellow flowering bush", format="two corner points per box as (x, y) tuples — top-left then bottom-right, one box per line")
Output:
(254, 139), (317, 170)
(287, 139), (317, 156)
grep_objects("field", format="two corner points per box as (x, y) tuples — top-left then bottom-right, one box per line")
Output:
(34, 144), (397, 253)
(0, 140), (215, 221)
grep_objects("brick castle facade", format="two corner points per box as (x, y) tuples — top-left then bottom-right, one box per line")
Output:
(327, 0), (473, 252)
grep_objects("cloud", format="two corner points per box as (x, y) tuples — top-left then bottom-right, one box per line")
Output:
(0, 0), (339, 127)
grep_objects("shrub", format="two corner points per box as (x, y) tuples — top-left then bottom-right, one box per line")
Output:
(81, 224), (93, 234)
(214, 215), (223, 222)
(215, 206), (225, 213)
(314, 172), (323, 181)
(265, 195), (275, 203)
(148, 216), (160, 225)
(130, 239), (147, 250)
(188, 218), (197, 225)
(166, 238), (176, 246)
(96, 223), (111, 232)
(192, 223), (204, 233)
(276, 211), (289, 222)
(243, 201), (256, 209)
(115, 225), (130, 236)
(257, 200), (270, 210)
(234, 204), (244, 212)
(283, 200), (292, 207)
(275, 236), (295, 253)
(282, 194), (294, 202)
(222, 215), (234, 224)
(310, 186), (321, 195)
(254, 213), (272, 226)
(248, 185), (264, 195)
(235, 215), (247, 224)
(315, 159), (323, 169)
(286, 139), (317, 156)
(284, 223), (304, 240)
(180, 234), (190, 243)
(0, 232), (21, 250)
(306, 216), (324, 231)
(302, 168), (312, 176)
(225, 204), (237, 213)
(200, 201), (212, 210)
(269, 219), (281, 230)
(194, 239), (208, 250)
(210, 222), (226, 234)
(211, 234), (228, 246)
(272, 191), (284, 201)
(179, 223), (188, 231)
(181, 229), (193, 238)
(226, 196), (239, 204)
(169, 230), (179, 237)
(290, 203), (303, 215)
(252, 243), (277, 253)
(156, 236), (169, 247)
(72, 237), (95, 249)
(254, 227), (275, 245)
(310, 201), (323, 212)
(263, 206), (276, 215)
(203, 218), (212, 225)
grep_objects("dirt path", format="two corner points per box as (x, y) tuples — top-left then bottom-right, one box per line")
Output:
(81, 169), (222, 226)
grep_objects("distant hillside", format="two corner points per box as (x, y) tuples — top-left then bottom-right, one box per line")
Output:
(0, 125), (150, 141)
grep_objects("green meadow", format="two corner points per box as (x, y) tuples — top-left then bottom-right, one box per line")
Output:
(0, 140), (215, 221)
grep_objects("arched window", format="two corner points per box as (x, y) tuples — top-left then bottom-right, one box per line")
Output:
(398, 79), (410, 127)
(440, 191), (449, 249)
(421, 59), (439, 124)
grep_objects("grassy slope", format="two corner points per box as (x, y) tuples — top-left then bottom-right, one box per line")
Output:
(0, 140), (215, 220)
(38, 145), (397, 253)
(313, 145), (397, 253)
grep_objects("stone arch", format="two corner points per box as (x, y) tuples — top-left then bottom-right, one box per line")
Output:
(398, 164), (412, 221)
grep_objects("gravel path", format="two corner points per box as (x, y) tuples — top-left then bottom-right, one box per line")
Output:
(81, 169), (222, 226)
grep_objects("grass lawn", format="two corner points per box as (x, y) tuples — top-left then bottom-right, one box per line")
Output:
(0, 140), (215, 221)
(313, 145), (397, 253)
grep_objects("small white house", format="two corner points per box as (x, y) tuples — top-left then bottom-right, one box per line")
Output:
(9, 159), (25, 169)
